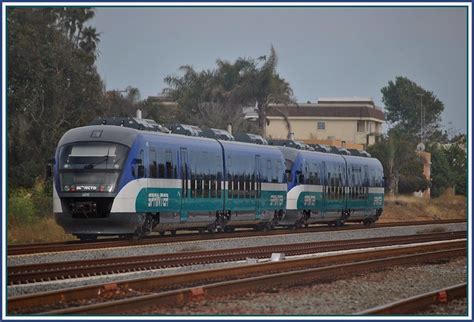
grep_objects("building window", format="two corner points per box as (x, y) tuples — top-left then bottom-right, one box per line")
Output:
(357, 120), (365, 132)
(317, 121), (325, 130)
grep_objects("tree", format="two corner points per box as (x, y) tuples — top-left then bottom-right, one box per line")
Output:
(367, 126), (428, 195)
(381, 76), (445, 141)
(428, 146), (453, 197)
(163, 46), (295, 135)
(228, 46), (295, 136)
(427, 135), (466, 197)
(8, 8), (104, 187)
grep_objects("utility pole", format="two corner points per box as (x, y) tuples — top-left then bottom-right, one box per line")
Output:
(417, 93), (425, 144)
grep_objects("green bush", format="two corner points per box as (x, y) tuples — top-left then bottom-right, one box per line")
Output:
(8, 189), (37, 225)
(31, 179), (53, 218)
(398, 175), (430, 194)
(8, 179), (53, 225)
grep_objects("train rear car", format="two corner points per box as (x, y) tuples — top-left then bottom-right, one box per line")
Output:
(342, 155), (384, 224)
(278, 147), (348, 227)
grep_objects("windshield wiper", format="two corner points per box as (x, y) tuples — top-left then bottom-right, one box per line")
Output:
(83, 155), (109, 169)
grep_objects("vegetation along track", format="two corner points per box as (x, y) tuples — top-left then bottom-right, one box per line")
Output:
(7, 231), (466, 285)
(357, 283), (467, 315)
(8, 219), (466, 256)
(8, 239), (466, 315)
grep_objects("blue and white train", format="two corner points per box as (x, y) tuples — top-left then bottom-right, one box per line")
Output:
(52, 124), (384, 240)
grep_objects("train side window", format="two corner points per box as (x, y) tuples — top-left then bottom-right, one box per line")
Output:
(239, 175), (245, 199)
(190, 173), (196, 198)
(164, 150), (172, 178)
(266, 159), (272, 183)
(149, 148), (157, 178)
(276, 160), (282, 183)
(249, 177), (255, 198)
(233, 174), (239, 199)
(157, 149), (165, 178)
(248, 177), (252, 198)
(209, 174), (215, 198)
(227, 172), (232, 199)
(217, 179), (222, 198)
(195, 174), (202, 198)
(203, 175), (209, 198)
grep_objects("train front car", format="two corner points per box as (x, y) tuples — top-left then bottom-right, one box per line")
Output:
(53, 125), (143, 240)
(279, 147), (348, 227)
(342, 155), (384, 225)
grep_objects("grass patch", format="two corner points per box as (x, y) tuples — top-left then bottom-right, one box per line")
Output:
(381, 192), (466, 223)
(7, 179), (74, 244)
(7, 215), (73, 244)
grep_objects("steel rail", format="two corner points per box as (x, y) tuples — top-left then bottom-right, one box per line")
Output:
(7, 240), (466, 315)
(38, 247), (467, 315)
(356, 283), (467, 315)
(7, 219), (466, 256)
(8, 231), (466, 285)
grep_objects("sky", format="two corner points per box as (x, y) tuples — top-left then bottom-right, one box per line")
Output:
(93, 6), (468, 134)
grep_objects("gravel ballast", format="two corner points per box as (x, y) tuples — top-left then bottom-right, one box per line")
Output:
(7, 223), (467, 297)
(8, 222), (466, 267)
(146, 257), (467, 316)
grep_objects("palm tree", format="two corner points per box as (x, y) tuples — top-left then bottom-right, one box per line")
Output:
(162, 47), (295, 135)
(79, 26), (100, 55)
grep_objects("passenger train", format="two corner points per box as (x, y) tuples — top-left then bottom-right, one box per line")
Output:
(52, 123), (384, 240)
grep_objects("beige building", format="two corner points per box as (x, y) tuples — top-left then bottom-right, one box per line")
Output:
(266, 97), (384, 149)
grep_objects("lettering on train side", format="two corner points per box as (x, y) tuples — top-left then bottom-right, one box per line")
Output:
(304, 195), (316, 206)
(148, 192), (169, 207)
(270, 194), (284, 206)
(373, 196), (383, 206)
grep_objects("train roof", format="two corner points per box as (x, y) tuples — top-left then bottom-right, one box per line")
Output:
(58, 125), (382, 169)
(277, 146), (345, 163)
(58, 125), (282, 158)
(342, 154), (383, 168)
(219, 139), (284, 158)
(58, 125), (140, 147)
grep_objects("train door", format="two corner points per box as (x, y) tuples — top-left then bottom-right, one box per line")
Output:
(255, 155), (261, 217)
(147, 147), (157, 193)
(321, 161), (327, 216)
(342, 157), (349, 210)
(363, 165), (369, 211)
(179, 148), (189, 222)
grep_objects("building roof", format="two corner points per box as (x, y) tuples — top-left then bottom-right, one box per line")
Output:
(318, 97), (375, 105)
(267, 103), (384, 121)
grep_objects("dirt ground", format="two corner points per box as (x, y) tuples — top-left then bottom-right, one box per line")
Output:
(380, 193), (467, 223)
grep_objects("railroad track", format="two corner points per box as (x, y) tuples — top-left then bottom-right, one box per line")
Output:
(7, 231), (466, 285)
(8, 239), (466, 315)
(357, 283), (467, 315)
(8, 219), (466, 256)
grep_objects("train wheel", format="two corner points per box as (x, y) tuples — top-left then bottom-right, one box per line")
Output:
(363, 219), (373, 226)
(207, 224), (216, 234)
(198, 228), (205, 234)
(262, 223), (272, 232)
(77, 234), (97, 242)
(224, 227), (235, 233)
(159, 231), (166, 237)
(170, 230), (177, 236)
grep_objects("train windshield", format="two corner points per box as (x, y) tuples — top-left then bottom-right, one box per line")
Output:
(59, 142), (129, 170)
(58, 142), (129, 193)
